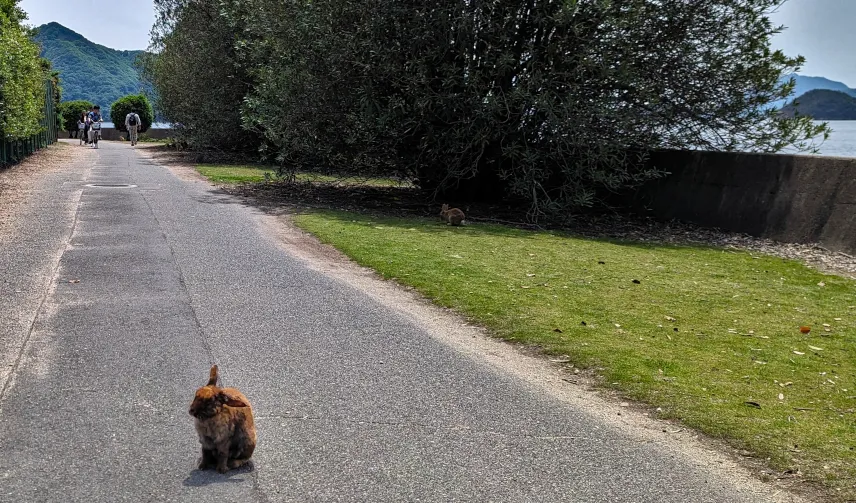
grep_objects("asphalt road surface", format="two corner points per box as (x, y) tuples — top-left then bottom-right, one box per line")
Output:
(0, 142), (801, 502)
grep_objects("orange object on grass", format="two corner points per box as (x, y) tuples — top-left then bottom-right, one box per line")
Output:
(799, 326), (811, 334)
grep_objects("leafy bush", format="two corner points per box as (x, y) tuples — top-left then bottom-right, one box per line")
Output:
(144, 1), (256, 151)
(58, 99), (93, 132)
(0, 0), (49, 140)
(152, 0), (829, 218)
(109, 94), (154, 133)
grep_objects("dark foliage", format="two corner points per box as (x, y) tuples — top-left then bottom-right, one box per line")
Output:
(143, 0), (256, 151)
(150, 0), (830, 219)
(58, 99), (93, 132)
(782, 90), (856, 120)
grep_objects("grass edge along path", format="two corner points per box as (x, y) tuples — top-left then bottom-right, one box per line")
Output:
(291, 209), (856, 500)
(196, 164), (406, 187)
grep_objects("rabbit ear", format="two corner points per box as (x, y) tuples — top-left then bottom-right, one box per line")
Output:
(220, 391), (248, 408)
(441, 204), (448, 211)
(207, 365), (219, 386)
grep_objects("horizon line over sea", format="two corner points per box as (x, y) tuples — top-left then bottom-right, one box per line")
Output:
(810, 120), (856, 158)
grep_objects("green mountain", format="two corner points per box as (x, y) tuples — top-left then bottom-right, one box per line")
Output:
(781, 89), (856, 120)
(33, 22), (144, 120)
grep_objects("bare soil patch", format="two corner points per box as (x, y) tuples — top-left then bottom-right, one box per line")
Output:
(0, 143), (85, 235)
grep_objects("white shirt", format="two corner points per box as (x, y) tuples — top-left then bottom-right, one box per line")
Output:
(125, 113), (141, 128)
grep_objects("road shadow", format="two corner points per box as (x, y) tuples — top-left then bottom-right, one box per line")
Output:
(182, 461), (256, 487)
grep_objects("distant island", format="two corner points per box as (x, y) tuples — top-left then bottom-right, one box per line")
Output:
(785, 74), (856, 100)
(33, 22), (146, 120)
(781, 89), (856, 120)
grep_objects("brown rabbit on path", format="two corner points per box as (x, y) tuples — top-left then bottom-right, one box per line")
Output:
(189, 365), (256, 473)
(440, 204), (465, 226)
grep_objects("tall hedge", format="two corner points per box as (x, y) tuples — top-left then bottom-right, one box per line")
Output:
(0, 0), (48, 140)
(109, 94), (154, 133)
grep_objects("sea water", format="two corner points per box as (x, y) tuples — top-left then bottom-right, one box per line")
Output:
(813, 121), (856, 157)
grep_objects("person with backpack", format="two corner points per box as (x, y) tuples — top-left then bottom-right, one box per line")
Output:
(125, 110), (142, 146)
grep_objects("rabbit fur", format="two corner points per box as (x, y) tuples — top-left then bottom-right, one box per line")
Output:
(189, 365), (256, 473)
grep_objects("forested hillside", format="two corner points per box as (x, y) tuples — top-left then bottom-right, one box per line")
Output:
(34, 22), (143, 119)
(782, 90), (856, 120)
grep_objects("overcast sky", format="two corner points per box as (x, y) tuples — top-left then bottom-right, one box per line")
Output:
(16, 0), (856, 86)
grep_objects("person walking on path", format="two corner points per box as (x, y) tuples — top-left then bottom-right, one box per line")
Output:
(125, 110), (141, 146)
(80, 112), (90, 145)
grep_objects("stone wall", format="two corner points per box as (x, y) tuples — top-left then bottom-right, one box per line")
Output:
(634, 150), (856, 254)
(66, 127), (172, 141)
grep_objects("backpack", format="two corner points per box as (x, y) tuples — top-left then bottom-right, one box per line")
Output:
(128, 114), (138, 126)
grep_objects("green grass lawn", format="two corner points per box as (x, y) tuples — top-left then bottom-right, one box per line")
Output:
(294, 209), (856, 498)
(196, 164), (406, 187)
(196, 165), (276, 184)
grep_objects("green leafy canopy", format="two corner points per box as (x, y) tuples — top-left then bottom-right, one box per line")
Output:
(149, 0), (830, 218)
(110, 94), (154, 133)
(0, 0), (50, 140)
(57, 99), (93, 132)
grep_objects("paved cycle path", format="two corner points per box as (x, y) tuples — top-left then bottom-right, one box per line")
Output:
(0, 142), (800, 502)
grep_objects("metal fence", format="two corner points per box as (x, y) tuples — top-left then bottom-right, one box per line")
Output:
(0, 79), (59, 165)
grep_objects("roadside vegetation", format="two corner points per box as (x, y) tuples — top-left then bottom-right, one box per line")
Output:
(56, 99), (93, 136)
(145, 0), (828, 221)
(196, 165), (409, 188)
(0, 0), (58, 144)
(289, 209), (856, 498)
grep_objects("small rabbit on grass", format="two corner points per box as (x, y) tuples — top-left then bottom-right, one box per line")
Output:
(189, 365), (256, 473)
(440, 204), (465, 226)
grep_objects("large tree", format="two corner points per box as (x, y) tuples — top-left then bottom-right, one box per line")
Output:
(144, 0), (256, 151)
(153, 0), (827, 217)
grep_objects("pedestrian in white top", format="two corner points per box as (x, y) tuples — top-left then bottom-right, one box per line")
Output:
(125, 111), (142, 146)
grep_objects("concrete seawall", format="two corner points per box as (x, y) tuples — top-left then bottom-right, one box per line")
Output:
(65, 127), (172, 142)
(636, 150), (856, 254)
